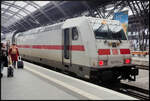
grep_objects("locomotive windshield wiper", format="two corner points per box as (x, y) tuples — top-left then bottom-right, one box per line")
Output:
(107, 25), (122, 43)
(115, 30), (122, 43)
(118, 37), (122, 43)
(95, 24), (106, 39)
(113, 32), (122, 43)
(97, 24), (104, 32)
(106, 24), (113, 40)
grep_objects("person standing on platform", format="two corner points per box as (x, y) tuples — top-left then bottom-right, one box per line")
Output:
(1, 43), (8, 77)
(8, 43), (19, 69)
(6, 40), (10, 56)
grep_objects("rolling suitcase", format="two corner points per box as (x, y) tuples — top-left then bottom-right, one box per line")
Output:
(7, 66), (14, 77)
(17, 56), (24, 69)
(7, 56), (14, 77)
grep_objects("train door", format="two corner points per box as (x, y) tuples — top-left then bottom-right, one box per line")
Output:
(62, 28), (72, 68)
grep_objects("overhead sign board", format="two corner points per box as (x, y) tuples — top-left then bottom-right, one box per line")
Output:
(113, 11), (128, 35)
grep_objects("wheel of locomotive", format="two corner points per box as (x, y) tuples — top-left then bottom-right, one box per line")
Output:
(55, 68), (62, 72)
(68, 72), (77, 78)
(99, 70), (121, 83)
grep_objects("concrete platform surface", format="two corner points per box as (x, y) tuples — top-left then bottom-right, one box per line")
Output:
(1, 67), (80, 100)
(121, 69), (149, 90)
(132, 55), (149, 67)
(1, 61), (137, 100)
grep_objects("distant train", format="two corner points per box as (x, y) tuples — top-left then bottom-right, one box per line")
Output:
(12, 16), (139, 82)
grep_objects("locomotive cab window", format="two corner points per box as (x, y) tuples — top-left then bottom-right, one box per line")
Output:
(72, 27), (79, 40)
(92, 22), (127, 40)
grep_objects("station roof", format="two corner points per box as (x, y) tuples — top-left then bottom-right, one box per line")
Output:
(2, 1), (50, 27)
(1, 1), (57, 33)
(1, 1), (149, 35)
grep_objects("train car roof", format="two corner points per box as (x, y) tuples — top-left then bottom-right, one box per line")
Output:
(18, 22), (64, 36)
(87, 16), (121, 25)
(62, 16), (121, 28)
(18, 16), (121, 36)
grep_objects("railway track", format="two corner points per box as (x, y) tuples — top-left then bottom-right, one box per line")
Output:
(67, 71), (149, 100)
(118, 83), (149, 100)
(95, 82), (149, 100)
(136, 65), (149, 70)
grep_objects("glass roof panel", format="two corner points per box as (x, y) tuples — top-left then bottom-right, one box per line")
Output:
(1, 5), (9, 9)
(5, 12), (13, 16)
(12, 15), (19, 20)
(121, 7), (133, 16)
(14, 1), (27, 7)
(106, 7), (114, 11)
(19, 11), (28, 16)
(25, 5), (37, 13)
(14, 15), (21, 19)
(5, 1), (14, 4)
(9, 7), (19, 12)
(33, 1), (50, 7)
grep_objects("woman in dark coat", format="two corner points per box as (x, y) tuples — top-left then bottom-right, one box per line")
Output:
(1, 43), (8, 77)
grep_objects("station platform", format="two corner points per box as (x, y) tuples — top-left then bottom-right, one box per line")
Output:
(1, 61), (137, 100)
(132, 55), (149, 68)
(121, 69), (149, 90)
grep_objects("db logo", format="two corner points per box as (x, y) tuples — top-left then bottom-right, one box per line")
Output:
(112, 49), (118, 55)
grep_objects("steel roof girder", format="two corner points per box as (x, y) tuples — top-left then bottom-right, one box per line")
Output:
(15, 22), (27, 30)
(111, 2), (127, 19)
(2, 2), (29, 24)
(131, 1), (146, 28)
(81, 1), (94, 17)
(1, 26), (12, 33)
(1, 9), (34, 28)
(2, 1), (16, 15)
(51, 1), (68, 17)
(26, 1), (54, 24)
(106, 1), (124, 18)
(2, 1), (31, 15)
(140, 1), (149, 14)
(2, 1), (42, 26)
(40, 1), (68, 15)
(2, 8), (24, 18)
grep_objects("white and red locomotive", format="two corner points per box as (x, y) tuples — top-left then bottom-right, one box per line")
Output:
(13, 16), (138, 82)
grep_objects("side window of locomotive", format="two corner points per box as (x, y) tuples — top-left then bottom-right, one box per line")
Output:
(72, 27), (79, 40)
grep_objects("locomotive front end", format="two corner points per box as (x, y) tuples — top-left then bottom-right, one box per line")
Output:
(89, 18), (139, 82)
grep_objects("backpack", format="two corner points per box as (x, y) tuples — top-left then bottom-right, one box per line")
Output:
(11, 47), (17, 54)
